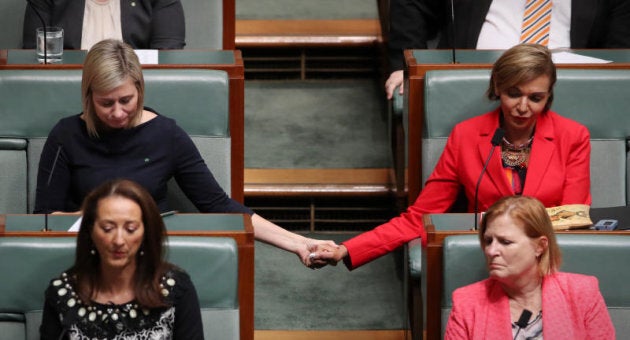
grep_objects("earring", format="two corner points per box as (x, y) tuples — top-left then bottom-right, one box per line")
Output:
(139, 250), (145, 256)
(90, 249), (96, 255)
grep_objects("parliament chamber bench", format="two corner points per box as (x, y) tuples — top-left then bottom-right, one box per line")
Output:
(0, 235), (240, 340)
(0, 213), (256, 340)
(404, 67), (630, 340)
(442, 233), (630, 338)
(0, 68), (234, 214)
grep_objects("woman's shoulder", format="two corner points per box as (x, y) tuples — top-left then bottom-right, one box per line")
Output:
(44, 271), (78, 303)
(452, 278), (496, 303)
(50, 114), (83, 131)
(546, 271), (599, 290)
(162, 267), (195, 295)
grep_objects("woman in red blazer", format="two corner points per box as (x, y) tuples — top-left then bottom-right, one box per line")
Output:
(444, 196), (614, 339)
(317, 44), (591, 269)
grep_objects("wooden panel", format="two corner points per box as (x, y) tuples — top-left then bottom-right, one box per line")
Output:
(236, 19), (382, 47)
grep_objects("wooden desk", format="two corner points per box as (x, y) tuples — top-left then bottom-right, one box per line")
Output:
(0, 49), (245, 203)
(423, 211), (630, 340)
(0, 213), (255, 340)
(404, 49), (630, 203)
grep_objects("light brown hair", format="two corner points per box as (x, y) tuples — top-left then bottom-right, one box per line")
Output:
(479, 195), (561, 276)
(486, 44), (556, 112)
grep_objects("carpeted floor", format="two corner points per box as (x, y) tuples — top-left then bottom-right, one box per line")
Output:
(244, 80), (389, 169)
(255, 233), (406, 330)
(238, 1), (399, 331)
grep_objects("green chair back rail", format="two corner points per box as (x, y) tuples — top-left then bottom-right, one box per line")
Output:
(421, 68), (630, 208)
(0, 236), (239, 340)
(442, 234), (630, 338)
(0, 68), (231, 214)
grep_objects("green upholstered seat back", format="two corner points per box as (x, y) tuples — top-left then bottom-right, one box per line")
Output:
(0, 69), (231, 214)
(422, 69), (630, 207)
(441, 234), (630, 337)
(0, 236), (239, 340)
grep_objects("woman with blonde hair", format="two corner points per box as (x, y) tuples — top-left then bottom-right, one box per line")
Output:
(35, 39), (337, 268)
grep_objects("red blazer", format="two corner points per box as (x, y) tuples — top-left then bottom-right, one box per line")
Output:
(343, 109), (591, 268)
(445, 272), (615, 339)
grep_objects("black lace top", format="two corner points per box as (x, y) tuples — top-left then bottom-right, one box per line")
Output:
(40, 269), (204, 340)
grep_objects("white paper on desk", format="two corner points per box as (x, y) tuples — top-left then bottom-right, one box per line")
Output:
(134, 49), (159, 64)
(552, 51), (612, 64)
(68, 216), (83, 232)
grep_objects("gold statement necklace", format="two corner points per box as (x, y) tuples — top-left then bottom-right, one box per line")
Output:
(501, 136), (533, 167)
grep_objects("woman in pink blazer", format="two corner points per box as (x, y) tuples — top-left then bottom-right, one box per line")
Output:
(317, 44), (591, 269)
(444, 196), (614, 339)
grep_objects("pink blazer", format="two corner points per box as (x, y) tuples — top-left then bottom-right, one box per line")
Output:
(343, 109), (591, 268)
(445, 272), (615, 339)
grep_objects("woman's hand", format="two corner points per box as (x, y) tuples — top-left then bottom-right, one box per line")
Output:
(300, 238), (339, 269)
(311, 245), (348, 266)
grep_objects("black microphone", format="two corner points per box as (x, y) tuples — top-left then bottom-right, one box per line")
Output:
(43, 145), (62, 232)
(26, 0), (48, 64)
(473, 128), (505, 230)
(513, 309), (533, 339)
(449, 0), (457, 63)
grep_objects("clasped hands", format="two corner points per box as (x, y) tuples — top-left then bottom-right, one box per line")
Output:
(301, 238), (349, 269)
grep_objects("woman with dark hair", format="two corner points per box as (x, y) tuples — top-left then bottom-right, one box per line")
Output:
(40, 179), (204, 339)
(445, 196), (614, 339)
(317, 44), (591, 269)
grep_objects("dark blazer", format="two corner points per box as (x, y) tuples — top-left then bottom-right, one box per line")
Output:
(388, 0), (630, 70)
(342, 109), (591, 268)
(23, 0), (185, 49)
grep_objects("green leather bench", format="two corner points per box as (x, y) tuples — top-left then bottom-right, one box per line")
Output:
(442, 234), (630, 338)
(405, 68), (630, 339)
(0, 236), (239, 340)
(0, 68), (231, 214)
(420, 68), (630, 208)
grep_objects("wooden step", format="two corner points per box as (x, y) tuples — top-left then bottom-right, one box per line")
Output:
(236, 19), (382, 48)
(244, 168), (394, 197)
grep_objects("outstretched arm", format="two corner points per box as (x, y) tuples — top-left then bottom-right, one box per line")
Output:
(251, 214), (338, 268)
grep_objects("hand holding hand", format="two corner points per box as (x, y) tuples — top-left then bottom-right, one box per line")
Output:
(311, 245), (348, 266)
(300, 238), (339, 269)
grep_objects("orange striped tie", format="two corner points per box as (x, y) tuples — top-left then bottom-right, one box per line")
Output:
(520, 0), (552, 46)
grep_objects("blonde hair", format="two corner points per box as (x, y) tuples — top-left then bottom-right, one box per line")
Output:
(82, 39), (144, 137)
(479, 196), (561, 276)
(486, 44), (556, 112)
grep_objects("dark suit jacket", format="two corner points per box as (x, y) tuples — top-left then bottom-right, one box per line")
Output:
(342, 109), (591, 268)
(388, 0), (630, 70)
(23, 0), (185, 49)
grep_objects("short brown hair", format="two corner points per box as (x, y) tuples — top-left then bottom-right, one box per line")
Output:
(486, 44), (556, 112)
